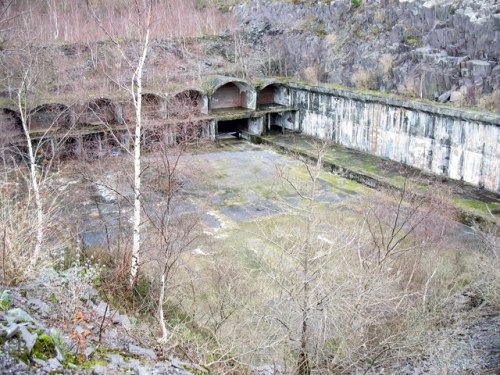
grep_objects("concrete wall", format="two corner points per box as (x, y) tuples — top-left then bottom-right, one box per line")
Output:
(275, 85), (291, 106)
(287, 83), (500, 192)
(248, 117), (264, 134)
(273, 111), (295, 130)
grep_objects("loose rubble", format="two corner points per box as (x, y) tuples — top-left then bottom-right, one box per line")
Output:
(0, 269), (202, 374)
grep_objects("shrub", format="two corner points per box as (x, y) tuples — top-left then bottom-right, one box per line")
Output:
(398, 78), (419, 98)
(379, 53), (394, 79)
(351, 0), (363, 9)
(302, 65), (322, 84)
(300, 16), (328, 38)
(352, 68), (378, 90)
(404, 36), (423, 47)
(477, 91), (500, 114)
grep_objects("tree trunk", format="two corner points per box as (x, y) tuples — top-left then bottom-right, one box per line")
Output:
(158, 272), (169, 341)
(129, 27), (150, 289)
(18, 93), (43, 266)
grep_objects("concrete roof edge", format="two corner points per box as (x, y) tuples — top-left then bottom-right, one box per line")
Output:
(203, 75), (254, 94)
(286, 81), (500, 126)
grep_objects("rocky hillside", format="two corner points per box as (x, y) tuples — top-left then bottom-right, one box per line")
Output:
(0, 0), (498, 112)
(234, 0), (499, 108)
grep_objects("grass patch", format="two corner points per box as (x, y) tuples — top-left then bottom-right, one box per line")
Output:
(453, 198), (499, 215)
(351, 0), (363, 9)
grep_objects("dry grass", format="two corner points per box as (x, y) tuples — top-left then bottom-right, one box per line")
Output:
(325, 32), (337, 46)
(352, 68), (378, 90)
(379, 53), (394, 79)
(477, 90), (500, 114)
(302, 65), (322, 84)
(398, 77), (419, 98)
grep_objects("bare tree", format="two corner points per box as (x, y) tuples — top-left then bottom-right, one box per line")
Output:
(0, 41), (77, 268)
(16, 58), (44, 265)
(363, 176), (452, 268)
(87, 1), (153, 288)
(249, 141), (343, 374)
(143, 99), (206, 342)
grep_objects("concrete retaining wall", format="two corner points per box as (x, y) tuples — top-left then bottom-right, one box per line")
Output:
(287, 83), (500, 192)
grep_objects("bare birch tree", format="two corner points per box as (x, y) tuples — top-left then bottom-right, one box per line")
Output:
(16, 60), (44, 265)
(87, 0), (153, 288)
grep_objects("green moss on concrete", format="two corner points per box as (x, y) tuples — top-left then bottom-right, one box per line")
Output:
(453, 198), (499, 216)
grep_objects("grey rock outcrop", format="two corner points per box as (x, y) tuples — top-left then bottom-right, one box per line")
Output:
(235, 0), (499, 102)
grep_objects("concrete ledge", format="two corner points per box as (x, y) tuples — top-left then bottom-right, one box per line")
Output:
(285, 82), (500, 126)
(244, 131), (500, 227)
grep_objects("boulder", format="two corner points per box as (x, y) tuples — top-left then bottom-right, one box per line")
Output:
(468, 60), (492, 79)
(438, 91), (451, 103)
(27, 299), (50, 317)
(128, 344), (157, 360)
(19, 326), (37, 352)
(450, 91), (464, 103)
(46, 358), (62, 370)
(92, 364), (108, 375)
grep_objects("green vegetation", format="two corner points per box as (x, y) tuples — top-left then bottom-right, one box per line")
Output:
(453, 198), (499, 215)
(0, 97), (16, 109)
(0, 291), (9, 311)
(351, 0), (363, 9)
(181, 363), (210, 375)
(82, 359), (108, 369)
(404, 36), (423, 47)
(32, 334), (56, 360)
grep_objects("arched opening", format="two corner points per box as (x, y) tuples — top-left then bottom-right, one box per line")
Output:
(82, 98), (117, 125)
(29, 103), (73, 130)
(168, 90), (205, 118)
(142, 93), (165, 122)
(0, 108), (22, 137)
(211, 81), (255, 111)
(257, 83), (290, 108)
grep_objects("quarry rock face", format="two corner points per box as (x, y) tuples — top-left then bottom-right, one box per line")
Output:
(235, 0), (499, 100)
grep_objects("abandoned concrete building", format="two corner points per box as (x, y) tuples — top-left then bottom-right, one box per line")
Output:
(1, 75), (499, 192)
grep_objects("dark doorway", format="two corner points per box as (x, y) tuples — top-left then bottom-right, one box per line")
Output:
(217, 119), (248, 137)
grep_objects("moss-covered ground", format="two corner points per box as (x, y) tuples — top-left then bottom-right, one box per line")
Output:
(261, 133), (500, 222)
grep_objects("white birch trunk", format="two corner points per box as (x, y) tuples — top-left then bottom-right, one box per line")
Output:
(129, 27), (150, 288)
(158, 272), (169, 342)
(18, 93), (43, 265)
